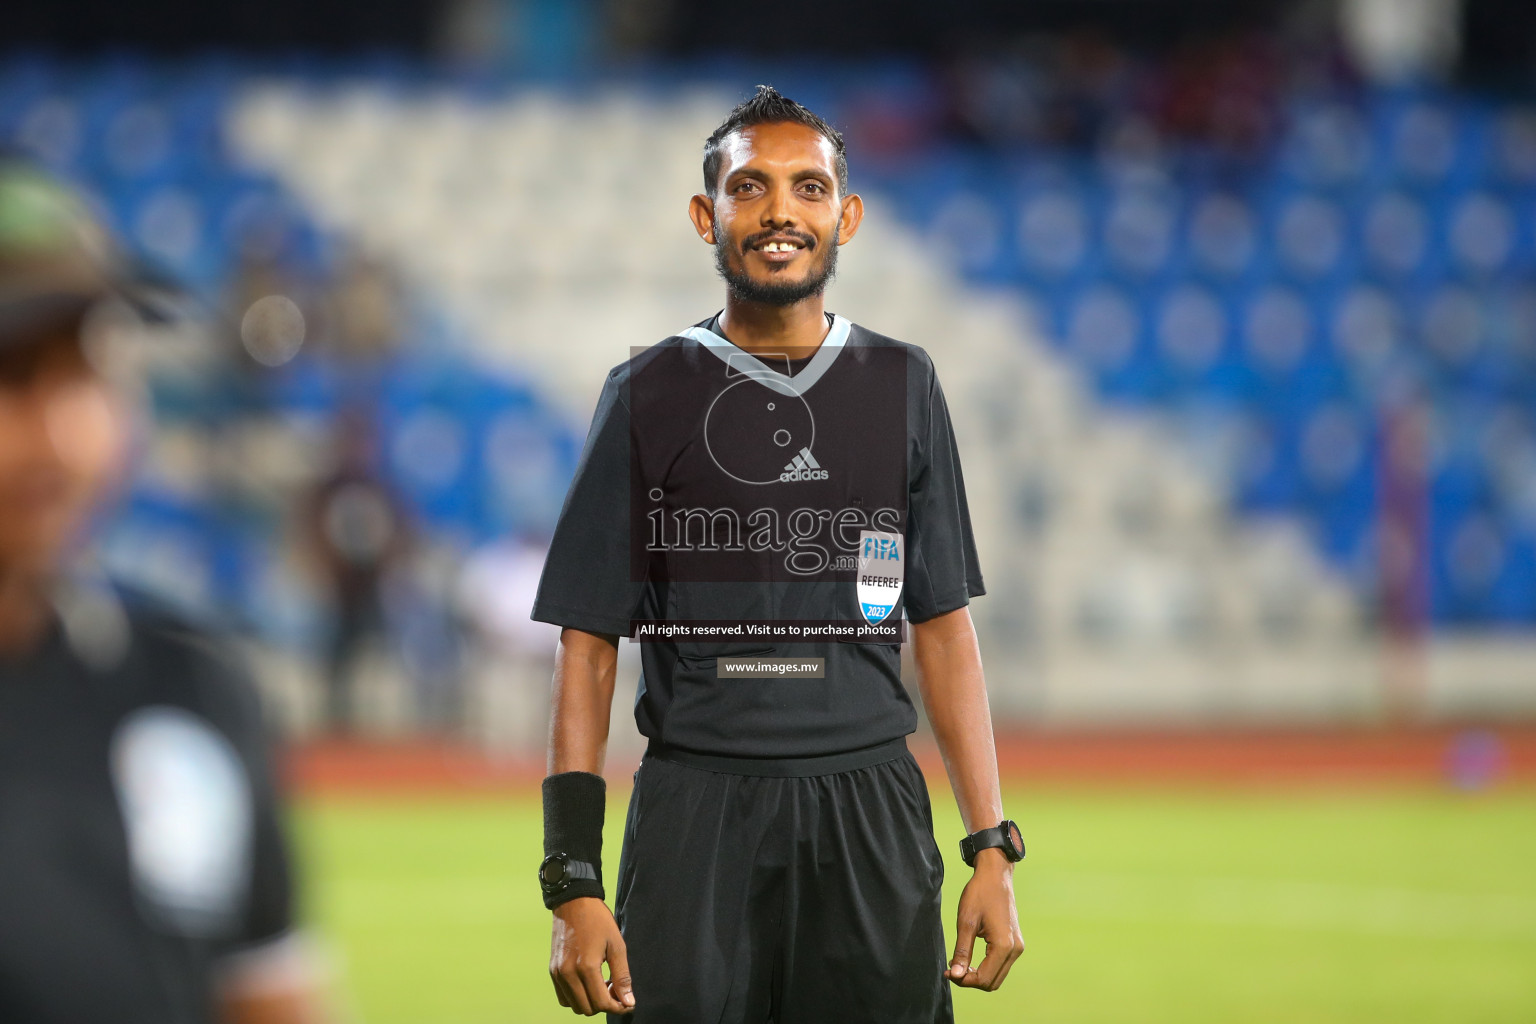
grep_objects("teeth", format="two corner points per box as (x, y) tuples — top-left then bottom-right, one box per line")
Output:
(759, 241), (800, 252)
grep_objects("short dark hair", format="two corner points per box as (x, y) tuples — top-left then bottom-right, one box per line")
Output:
(702, 85), (848, 199)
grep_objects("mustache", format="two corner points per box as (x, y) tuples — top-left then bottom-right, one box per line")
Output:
(737, 228), (817, 252)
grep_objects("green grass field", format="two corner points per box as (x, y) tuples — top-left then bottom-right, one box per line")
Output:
(296, 784), (1536, 1024)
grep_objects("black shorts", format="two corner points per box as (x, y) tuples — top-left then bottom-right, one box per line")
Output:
(609, 738), (953, 1024)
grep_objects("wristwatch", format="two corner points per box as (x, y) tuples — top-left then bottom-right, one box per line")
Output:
(959, 819), (1025, 868)
(538, 852), (599, 897)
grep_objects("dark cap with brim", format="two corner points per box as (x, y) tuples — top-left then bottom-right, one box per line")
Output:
(0, 289), (108, 350)
(0, 159), (132, 352)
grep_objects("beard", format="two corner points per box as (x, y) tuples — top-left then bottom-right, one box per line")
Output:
(713, 221), (839, 307)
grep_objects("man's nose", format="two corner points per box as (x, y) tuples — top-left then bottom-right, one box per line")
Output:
(761, 183), (796, 227)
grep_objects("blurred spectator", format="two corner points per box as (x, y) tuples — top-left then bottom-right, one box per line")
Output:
(455, 534), (559, 756)
(1147, 32), (1283, 163)
(390, 540), (469, 736)
(940, 24), (1335, 165)
(325, 245), (402, 364)
(300, 408), (412, 735)
(944, 31), (1131, 149)
(1445, 729), (1508, 790)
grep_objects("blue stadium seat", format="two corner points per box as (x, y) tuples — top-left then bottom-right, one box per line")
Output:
(1182, 191), (1259, 282)
(1278, 101), (1374, 189)
(1018, 187), (1095, 283)
(1486, 532), (1536, 623)
(1266, 190), (1356, 284)
(1102, 188), (1177, 280)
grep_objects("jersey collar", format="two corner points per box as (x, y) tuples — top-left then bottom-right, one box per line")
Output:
(679, 313), (851, 397)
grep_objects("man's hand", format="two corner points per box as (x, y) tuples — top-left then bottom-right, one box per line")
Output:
(216, 933), (333, 1024)
(550, 897), (635, 1016)
(946, 848), (1023, 991)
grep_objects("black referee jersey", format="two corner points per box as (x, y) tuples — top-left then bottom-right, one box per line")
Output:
(0, 585), (295, 1024)
(532, 313), (986, 758)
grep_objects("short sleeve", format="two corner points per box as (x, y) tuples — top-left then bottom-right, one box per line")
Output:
(531, 371), (646, 636)
(181, 635), (295, 953)
(904, 365), (986, 623)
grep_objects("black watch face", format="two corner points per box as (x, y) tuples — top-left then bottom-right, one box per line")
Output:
(1004, 821), (1024, 859)
(540, 855), (568, 889)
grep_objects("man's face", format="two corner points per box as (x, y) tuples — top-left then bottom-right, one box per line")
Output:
(0, 328), (129, 576)
(692, 122), (861, 307)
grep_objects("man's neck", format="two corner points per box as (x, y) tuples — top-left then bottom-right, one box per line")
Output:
(717, 294), (831, 356)
(0, 565), (51, 659)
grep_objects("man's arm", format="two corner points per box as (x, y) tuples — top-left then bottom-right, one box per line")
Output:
(910, 606), (1023, 992)
(545, 627), (635, 1017)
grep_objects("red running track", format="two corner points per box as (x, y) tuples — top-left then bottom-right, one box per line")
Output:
(285, 726), (1536, 795)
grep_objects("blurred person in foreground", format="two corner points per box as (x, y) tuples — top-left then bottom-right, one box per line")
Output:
(534, 87), (1023, 1021)
(0, 160), (329, 1024)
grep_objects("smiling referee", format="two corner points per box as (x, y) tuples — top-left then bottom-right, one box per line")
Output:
(532, 87), (1024, 1022)
(0, 161), (328, 1024)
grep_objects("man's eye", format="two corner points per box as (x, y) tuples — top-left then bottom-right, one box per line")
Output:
(735, 182), (760, 194)
(801, 182), (824, 194)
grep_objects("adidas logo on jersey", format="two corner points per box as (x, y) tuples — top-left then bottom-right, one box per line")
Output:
(780, 446), (828, 482)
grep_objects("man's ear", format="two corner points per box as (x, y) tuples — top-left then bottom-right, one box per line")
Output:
(688, 194), (717, 244)
(837, 193), (864, 245)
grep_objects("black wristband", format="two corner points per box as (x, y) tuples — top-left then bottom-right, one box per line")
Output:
(541, 772), (606, 909)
